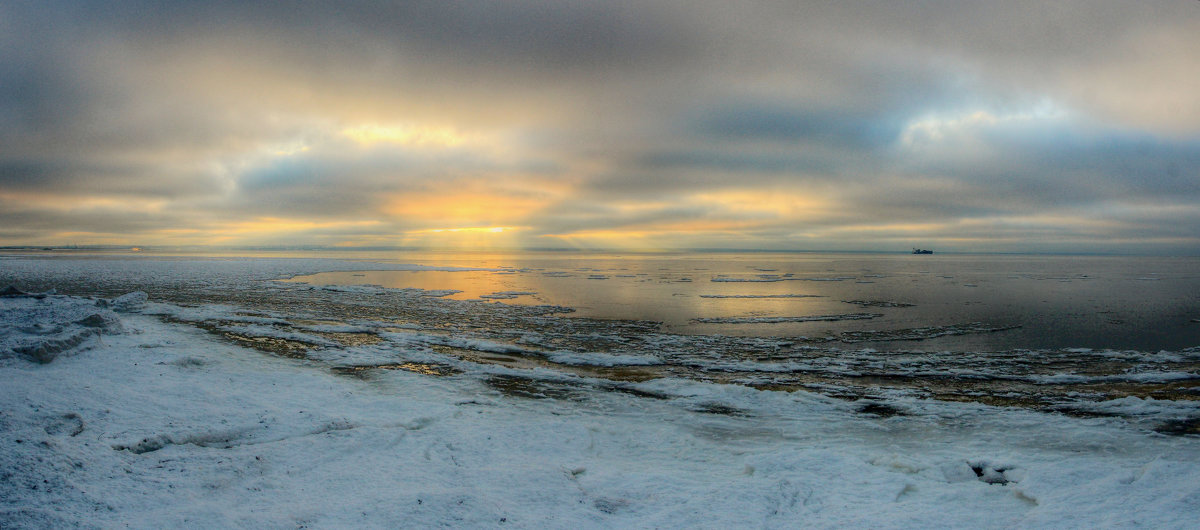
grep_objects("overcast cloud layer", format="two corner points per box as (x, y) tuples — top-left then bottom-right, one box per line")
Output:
(2, 1), (1198, 253)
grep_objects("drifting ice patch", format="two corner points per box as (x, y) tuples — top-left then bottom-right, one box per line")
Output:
(479, 291), (537, 300)
(543, 350), (660, 367)
(699, 294), (823, 299)
(711, 275), (856, 282)
(842, 300), (915, 308)
(836, 323), (1020, 343)
(307, 284), (461, 297)
(1030, 371), (1200, 384)
(710, 277), (784, 283)
(694, 313), (882, 324)
(219, 324), (340, 348)
(294, 323), (374, 334)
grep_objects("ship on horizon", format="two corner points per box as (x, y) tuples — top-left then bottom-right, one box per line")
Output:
(912, 248), (933, 254)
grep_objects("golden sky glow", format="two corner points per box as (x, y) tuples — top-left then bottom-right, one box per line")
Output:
(341, 124), (470, 148)
(383, 191), (547, 227)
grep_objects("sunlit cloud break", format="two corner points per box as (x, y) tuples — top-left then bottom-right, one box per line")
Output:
(423, 227), (517, 234)
(341, 124), (470, 148)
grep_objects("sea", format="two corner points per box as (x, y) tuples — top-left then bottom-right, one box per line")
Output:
(3, 249), (1199, 424)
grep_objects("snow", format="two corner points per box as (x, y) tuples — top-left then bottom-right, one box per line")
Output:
(3, 292), (1200, 528)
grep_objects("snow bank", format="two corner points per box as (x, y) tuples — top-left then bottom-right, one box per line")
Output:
(3, 294), (1200, 528)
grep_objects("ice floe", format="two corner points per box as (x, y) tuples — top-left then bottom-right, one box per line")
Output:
(694, 313), (884, 324)
(698, 294), (823, 299)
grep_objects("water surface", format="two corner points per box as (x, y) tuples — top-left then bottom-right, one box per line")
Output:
(284, 251), (1200, 352)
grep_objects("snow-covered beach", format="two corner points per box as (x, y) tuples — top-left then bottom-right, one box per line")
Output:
(7, 0), (1200, 525)
(2, 253), (1199, 528)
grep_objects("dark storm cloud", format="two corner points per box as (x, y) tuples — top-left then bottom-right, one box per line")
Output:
(689, 103), (905, 150)
(59, 0), (689, 70)
(896, 125), (1200, 208)
(0, 159), (224, 199)
(633, 150), (836, 177)
(0, 206), (181, 241)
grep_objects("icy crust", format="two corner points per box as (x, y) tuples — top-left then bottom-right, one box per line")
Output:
(836, 323), (1022, 343)
(71, 287), (1199, 430)
(3, 295), (1200, 527)
(100, 276), (1197, 420)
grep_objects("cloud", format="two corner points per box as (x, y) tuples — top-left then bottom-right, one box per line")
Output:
(0, 1), (1198, 252)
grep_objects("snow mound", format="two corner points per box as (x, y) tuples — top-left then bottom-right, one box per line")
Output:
(1, 291), (133, 363)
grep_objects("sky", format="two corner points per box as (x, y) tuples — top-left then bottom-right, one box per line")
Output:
(2, 1), (1199, 254)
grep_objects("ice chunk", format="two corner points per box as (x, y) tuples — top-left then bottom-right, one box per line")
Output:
(76, 312), (124, 333)
(967, 460), (1021, 485)
(0, 285), (52, 299)
(110, 291), (148, 312)
(940, 461), (978, 483)
(1, 285), (29, 297)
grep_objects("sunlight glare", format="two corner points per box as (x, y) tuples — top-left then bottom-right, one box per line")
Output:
(341, 124), (468, 148)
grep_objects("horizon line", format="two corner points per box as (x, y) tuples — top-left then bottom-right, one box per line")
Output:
(2, 244), (1196, 258)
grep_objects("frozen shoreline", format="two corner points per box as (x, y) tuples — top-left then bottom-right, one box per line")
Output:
(3, 292), (1200, 528)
